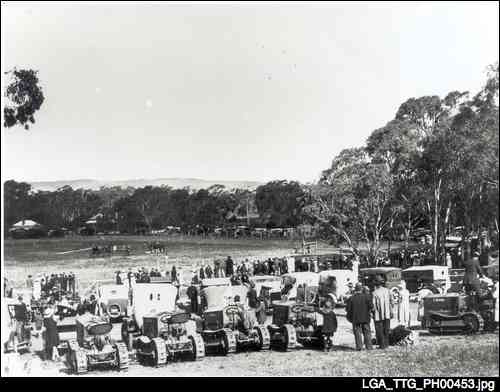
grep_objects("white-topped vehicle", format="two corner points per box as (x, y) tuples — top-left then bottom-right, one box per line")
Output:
(121, 283), (204, 367)
(199, 278), (270, 354)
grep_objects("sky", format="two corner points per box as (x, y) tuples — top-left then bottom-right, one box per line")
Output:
(1, 1), (499, 184)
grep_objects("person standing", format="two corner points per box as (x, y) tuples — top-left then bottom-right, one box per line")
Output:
(371, 276), (393, 349)
(13, 296), (29, 352)
(346, 283), (373, 351)
(171, 265), (178, 283)
(43, 307), (60, 361)
(318, 294), (337, 352)
(115, 270), (123, 285)
(462, 252), (484, 310)
(199, 264), (206, 280)
(225, 256), (234, 277)
(68, 272), (76, 295)
(247, 281), (264, 325)
(187, 279), (199, 315)
(396, 281), (411, 328)
(26, 275), (34, 292)
(205, 264), (213, 279)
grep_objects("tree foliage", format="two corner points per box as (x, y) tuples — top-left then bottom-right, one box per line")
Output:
(4, 68), (45, 130)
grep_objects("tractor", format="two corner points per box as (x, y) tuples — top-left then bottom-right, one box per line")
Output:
(421, 291), (496, 334)
(199, 279), (270, 354)
(268, 298), (337, 351)
(121, 283), (204, 367)
(66, 315), (129, 374)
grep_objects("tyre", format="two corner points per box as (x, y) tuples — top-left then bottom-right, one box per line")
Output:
(462, 313), (482, 334)
(188, 333), (205, 361)
(221, 329), (237, 355)
(151, 338), (168, 367)
(115, 342), (129, 370)
(282, 324), (297, 351)
(72, 349), (88, 374)
(480, 311), (496, 332)
(254, 325), (270, 351)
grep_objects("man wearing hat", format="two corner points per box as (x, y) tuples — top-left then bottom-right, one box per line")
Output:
(463, 252), (484, 296)
(43, 307), (60, 360)
(187, 278), (199, 315)
(318, 294), (337, 352)
(14, 295), (29, 347)
(371, 276), (392, 349)
(346, 282), (373, 351)
(115, 270), (123, 285)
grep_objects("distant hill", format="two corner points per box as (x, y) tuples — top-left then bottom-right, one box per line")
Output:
(28, 178), (264, 192)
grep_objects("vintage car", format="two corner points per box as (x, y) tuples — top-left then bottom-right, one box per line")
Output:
(67, 315), (129, 374)
(97, 284), (130, 322)
(359, 267), (402, 291)
(318, 269), (356, 306)
(199, 278), (270, 354)
(248, 275), (282, 313)
(121, 283), (204, 366)
(421, 292), (496, 334)
(402, 265), (451, 296)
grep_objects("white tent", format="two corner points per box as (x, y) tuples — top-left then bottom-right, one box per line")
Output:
(12, 219), (40, 228)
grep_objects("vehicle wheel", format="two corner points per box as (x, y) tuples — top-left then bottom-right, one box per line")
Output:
(221, 329), (237, 355)
(115, 342), (129, 370)
(188, 333), (205, 361)
(73, 349), (88, 374)
(282, 324), (297, 351)
(462, 313), (481, 334)
(152, 338), (167, 367)
(254, 325), (270, 351)
(481, 311), (496, 332)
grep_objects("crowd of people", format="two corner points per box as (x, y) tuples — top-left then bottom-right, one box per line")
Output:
(4, 244), (498, 361)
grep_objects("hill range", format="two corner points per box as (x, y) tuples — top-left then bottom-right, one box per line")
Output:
(27, 178), (263, 192)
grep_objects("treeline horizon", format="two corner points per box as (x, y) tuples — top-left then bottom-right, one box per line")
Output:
(4, 62), (499, 264)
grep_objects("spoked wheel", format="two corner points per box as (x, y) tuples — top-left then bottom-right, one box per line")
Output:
(115, 342), (129, 370)
(151, 338), (168, 367)
(221, 329), (237, 355)
(281, 324), (297, 351)
(188, 334), (205, 361)
(462, 313), (482, 334)
(254, 325), (270, 351)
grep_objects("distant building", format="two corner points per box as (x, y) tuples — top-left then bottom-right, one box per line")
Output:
(9, 219), (46, 239)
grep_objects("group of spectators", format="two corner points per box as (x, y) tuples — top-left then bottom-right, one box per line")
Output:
(115, 267), (164, 286)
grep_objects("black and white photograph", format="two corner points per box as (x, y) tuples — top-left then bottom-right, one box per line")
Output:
(1, 0), (499, 380)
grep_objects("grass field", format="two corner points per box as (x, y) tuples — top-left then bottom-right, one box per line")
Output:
(4, 235), (334, 288)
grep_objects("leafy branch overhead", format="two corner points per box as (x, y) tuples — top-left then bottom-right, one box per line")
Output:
(4, 68), (45, 130)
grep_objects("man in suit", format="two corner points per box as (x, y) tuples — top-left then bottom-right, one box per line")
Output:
(371, 276), (392, 349)
(346, 282), (373, 351)
(463, 252), (484, 294)
(462, 252), (484, 311)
